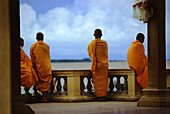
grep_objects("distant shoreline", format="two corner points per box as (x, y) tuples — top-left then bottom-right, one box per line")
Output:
(51, 59), (170, 63)
(51, 59), (127, 63)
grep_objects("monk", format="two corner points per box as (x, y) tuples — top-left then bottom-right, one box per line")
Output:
(87, 29), (108, 101)
(20, 38), (38, 97)
(127, 33), (148, 88)
(30, 32), (52, 102)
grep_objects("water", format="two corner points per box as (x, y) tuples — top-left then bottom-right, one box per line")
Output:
(51, 61), (170, 70)
(51, 61), (129, 70)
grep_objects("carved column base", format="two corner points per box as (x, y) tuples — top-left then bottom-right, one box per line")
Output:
(137, 88), (170, 107)
(12, 95), (34, 114)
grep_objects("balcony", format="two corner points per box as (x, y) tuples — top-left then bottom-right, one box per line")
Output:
(25, 69), (170, 102)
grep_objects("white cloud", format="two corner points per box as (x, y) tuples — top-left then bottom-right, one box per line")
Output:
(20, 4), (36, 28)
(20, 0), (169, 60)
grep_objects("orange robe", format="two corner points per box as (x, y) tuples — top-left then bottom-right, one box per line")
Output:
(87, 38), (108, 97)
(127, 40), (148, 88)
(30, 41), (52, 92)
(20, 46), (38, 88)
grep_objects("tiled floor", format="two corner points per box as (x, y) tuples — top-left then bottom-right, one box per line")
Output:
(28, 101), (170, 114)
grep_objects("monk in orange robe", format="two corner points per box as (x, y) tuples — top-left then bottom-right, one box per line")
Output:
(127, 33), (148, 88)
(87, 29), (108, 101)
(30, 32), (52, 102)
(20, 38), (38, 96)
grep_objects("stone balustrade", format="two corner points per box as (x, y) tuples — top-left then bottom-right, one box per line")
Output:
(24, 69), (170, 102)
(48, 69), (142, 102)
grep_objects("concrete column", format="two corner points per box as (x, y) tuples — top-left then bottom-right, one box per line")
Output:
(10, 0), (20, 98)
(137, 0), (170, 107)
(0, 0), (11, 113)
(8, 0), (34, 113)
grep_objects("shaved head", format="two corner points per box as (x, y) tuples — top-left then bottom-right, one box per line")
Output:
(36, 32), (44, 41)
(136, 33), (145, 43)
(20, 37), (24, 47)
(94, 29), (102, 38)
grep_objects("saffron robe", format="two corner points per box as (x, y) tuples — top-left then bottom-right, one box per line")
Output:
(127, 40), (148, 88)
(20, 46), (38, 88)
(87, 38), (108, 97)
(30, 41), (52, 92)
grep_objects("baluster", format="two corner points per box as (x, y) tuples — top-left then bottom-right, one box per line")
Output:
(83, 77), (88, 93)
(91, 78), (95, 93)
(87, 76), (93, 95)
(24, 87), (31, 97)
(63, 77), (67, 95)
(33, 85), (38, 96)
(116, 76), (121, 93)
(121, 83), (124, 92)
(33, 84), (41, 102)
(57, 77), (62, 94)
(120, 77), (124, 92)
(80, 76), (85, 95)
(123, 75), (128, 94)
(107, 77), (110, 92)
(60, 78), (64, 94)
(109, 76), (114, 93)
(50, 76), (55, 94)
(113, 77), (117, 92)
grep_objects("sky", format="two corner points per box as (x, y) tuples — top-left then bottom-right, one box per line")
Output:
(20, 0), (170, 60)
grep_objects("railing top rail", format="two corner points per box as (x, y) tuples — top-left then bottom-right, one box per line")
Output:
(52, 69), (136, 77)
(52, 69), (135, 72)
(52, 69), (169, 77)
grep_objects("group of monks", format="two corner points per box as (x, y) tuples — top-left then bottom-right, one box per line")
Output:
(87, 29), (148, 101)
(20, 29), (148, 102)
(20, 32), (52, 102)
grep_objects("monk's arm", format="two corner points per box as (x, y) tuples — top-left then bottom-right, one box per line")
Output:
(144, 54), (148, 66)
(137, 44), (145, 68)
(30, 45), (36, 69)
(141, 45), (147, 67)
(87, 43), (93, 58)
(106, 42), (108, 59)
(20, 48), (24, 61)
(48, 45), (51, 58)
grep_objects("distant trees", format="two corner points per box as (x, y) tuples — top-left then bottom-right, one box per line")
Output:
(51, 58), (91, 62)
(51, 58), (127, 62)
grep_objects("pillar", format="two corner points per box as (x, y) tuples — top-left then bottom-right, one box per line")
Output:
(9, 0), (34, 113)
(0, 0), (11, 113)
(137, 0), (170, 107)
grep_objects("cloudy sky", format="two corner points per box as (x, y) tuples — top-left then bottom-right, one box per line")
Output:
(20, 0), (170, 60)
